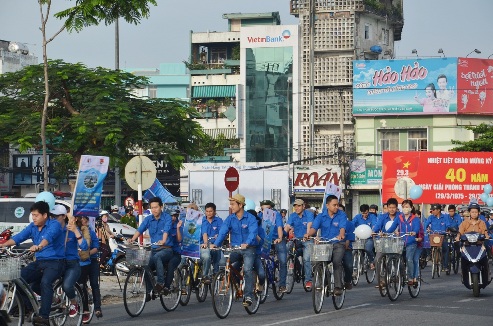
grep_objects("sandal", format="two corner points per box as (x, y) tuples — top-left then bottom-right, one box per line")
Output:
(95, 310), (103, 318)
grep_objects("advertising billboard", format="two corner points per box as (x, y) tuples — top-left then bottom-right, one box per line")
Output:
(293, 165), (341, 193)
(382, 151), (493, 205)
(353, 58), (458, 116)
(457, 58), (493, 115)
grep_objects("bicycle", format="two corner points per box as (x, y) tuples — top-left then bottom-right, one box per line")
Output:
(285, 238), (311, 293)
(351, 238), (376, 286)
(428, 231), (447, 279)
(259, 248), (284, 303)
(445, 228), (460, 275)
(311, 238), (345, 314)
(179, 256), (209, 306)
(122, 244), (182, 317)
(210, 247), (261, 319)
(0, 251), (84, 326)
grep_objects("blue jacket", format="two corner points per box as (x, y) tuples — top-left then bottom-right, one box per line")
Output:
(387, 214), (421, 246)
(214, 210), (258, 247)
(200, 216), (223, 244)
(12, 218), (65, 260)
(165, 220), (183, 254)
(353, 213), (377, 229)
(256, 226), (266, 255)
(63, 226), (88, 261)
(286, 210), (314, 238)
(345, 219), (355, 247)
(372, 212), (400, 233)
(311, 209), (347, 243)
(137, 212), (172, 249)
(446, 213), (462, 230)
(89, 228), (100, 260)
(424, 214), (450, 232)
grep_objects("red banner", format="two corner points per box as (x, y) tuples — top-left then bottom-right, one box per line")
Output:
(382, 151), (493, 204)
(457, 58), (493, 115)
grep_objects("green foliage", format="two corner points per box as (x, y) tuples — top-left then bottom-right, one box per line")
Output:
(232, 45), (240, 61)
(202, 133), (239, 156)
(451, 124), (493, 152)
(54, 0), (158, 32)
(51, 153), (78, 186)
(0, 60), (208, 169)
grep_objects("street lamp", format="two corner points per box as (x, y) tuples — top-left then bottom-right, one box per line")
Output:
(411, 49), (418, 57)
(438, 48), (445, 57)
(466, 49), (481, 57)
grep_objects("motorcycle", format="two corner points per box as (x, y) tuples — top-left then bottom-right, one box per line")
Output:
(0, 226), (13, 245)
(459, 231), (492, 297)
(100, 233), (128, 276)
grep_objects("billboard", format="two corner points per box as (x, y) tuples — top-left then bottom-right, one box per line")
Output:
(382, 151), (493, 205)
(293, 165), (341, 193)
(353, 58), (458, 115)
(457, 58), (493, 115)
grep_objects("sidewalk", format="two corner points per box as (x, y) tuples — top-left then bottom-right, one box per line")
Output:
(99, 275), (125, 304)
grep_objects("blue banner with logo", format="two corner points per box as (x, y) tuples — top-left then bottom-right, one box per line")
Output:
(72, 155), (109, 217)
(261, 208), (277, 258)
(181, 208), (203, 258)
(143, 178), (176, 204)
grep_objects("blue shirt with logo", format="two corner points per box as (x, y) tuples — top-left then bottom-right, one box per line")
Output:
(63, 226), (88, 261)
(165, 220), (183, 253)
(214, 211), (258, 247)
(446, 213), (462, 230)
(424, 214), (450, 232)
(137, 212), (172, 249)
(12, 218), (65, 260)
(89, 228), (100, 259)
(256, 226), (266, 255)
(286, 210), (314, 238)
(353, 213), (377, 229)
(311, 209), (347, 243)
(200, 216), (223, 244)
(372, 212), (400, 233)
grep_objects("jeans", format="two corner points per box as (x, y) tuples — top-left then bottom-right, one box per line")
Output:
(253, 255), (265, 285)
(78, 265), (91, 312)
(230, 247), (256, 299)
(296, 240), (313, 282)
(200, 247), (221, 276)
(149, 248), (181, 288)
(405, 243), (417, 279)
(413, 247), (422, 279)
(21, 260), (64, 319)
(365, 238), (375, 262)
(63, 260), (81, 300)
(89, 258), (102, 311)
(342, 248), (353, 284)
(442, 240), (449, 269)
(275, 240), (287, 287)
(332, 243), (345, 289)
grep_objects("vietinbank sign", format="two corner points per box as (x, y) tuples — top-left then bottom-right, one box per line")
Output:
(241, 25), (298, 48)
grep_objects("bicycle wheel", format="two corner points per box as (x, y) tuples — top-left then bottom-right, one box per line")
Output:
(160, 269), (182, 312)
(408, 269), (421, 298)
(377, 257), (387, 297)
(453, 249), (460, 275)
(245, 272), (260, 315)
(365, 254), (376, 283)
(211, 270), (233, 319)
(331, 270), (345, 310)
(386, 256), (402, 302)
(179, 265), (192, 306)
(286, 256), (295, 294)
(272, 261), (284, 300)
(51, 280), (84, 326)
(352, 250), (361, 286)
(431, 248), (438, 279)
(123, 267), (147, 317)
(2, 283), (24, 326)
(446, 248), (452, 276)
(259, 260), (268, 304)
(195, 278), (209, 303)
(312, 263), (325, 314)
(436, 250), (442, 278)
(419, 250), (427, 269)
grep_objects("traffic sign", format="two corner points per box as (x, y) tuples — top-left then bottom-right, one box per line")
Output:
(124, 155), (157, 191)
(224, 167), (239, 192)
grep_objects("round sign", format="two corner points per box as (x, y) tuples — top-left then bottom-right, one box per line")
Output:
(124, 155), (157, 191)
(224, 167), (239, 192)
(125, 197), (135, 208)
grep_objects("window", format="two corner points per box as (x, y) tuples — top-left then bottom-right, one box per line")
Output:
(148, 85), (157, 99)
(364, 24), (370, 40)
(382, 29), (389, 46)
(210, 47), (227, 64)
(408, 130), (427, 151)
(380, 131), (399, 152)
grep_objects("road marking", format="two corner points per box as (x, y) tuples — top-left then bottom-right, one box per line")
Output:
(406, 304), (461, 309)
(456, 298), (487, 303)
(262, 303), (372, 326)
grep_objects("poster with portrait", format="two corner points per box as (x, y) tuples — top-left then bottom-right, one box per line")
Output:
(181, 208), (203, 258)
(13, 155), (31, 185)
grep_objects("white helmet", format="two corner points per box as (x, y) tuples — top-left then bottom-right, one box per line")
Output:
(100, 210), (109, 216)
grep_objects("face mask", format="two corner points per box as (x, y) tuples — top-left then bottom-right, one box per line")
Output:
(102, 216), (108, 223)
(402, 207), (412, 215)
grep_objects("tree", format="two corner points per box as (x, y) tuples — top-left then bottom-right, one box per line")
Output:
(0, 60), (208, 170)
(34, 0), (157, 189)
(451, 123), (493, 152)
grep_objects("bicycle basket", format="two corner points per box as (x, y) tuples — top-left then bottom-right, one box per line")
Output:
(429, 234), (444, 247)
(125, 247), (151, 266)
(352, 238), (367, 250)
(0, 257), (21, 282)
(375, 237), (404, 254)
(310, 243), (333, 262)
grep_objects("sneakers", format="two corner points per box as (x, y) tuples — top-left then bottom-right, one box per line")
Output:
(305, 280), (312, 290)
(82, 312), (91, 324)
(69, 303), (79, 318)
(181, 288), (188, 296)
(242, 296), (253, 307)
(334, 287), (343, 296)
(154, 283), (164, 294)
(256, 284), (264, 293)
(278, 286), (287, 293)
(95, 310), (103, 319)
(202, 275), (211, 285)
(344, 282), (353, 290)
(162, 287), (170, 296)
(33, 316), (50, 326)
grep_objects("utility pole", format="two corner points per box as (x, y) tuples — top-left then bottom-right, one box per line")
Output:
(114, 19), (121, 208)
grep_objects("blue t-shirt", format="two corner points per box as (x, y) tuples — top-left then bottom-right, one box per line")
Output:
(311, 209), (347, 243)
(446, 213), (462, 230)
(12, 218), (65, 260)
(424, 214), (450, 232)
(373, 212), (400, 233)
(345, 219), (356, 242)
(165, 220), (183, 254)
(137, 212), (172, 249)
(353, 213), (377, 229)
(256, 226), (266, 255)
(214, 211), (258, 247)
(89, 228), (100, 259)
(200, 216), (223, 244)
(63, 226), (88, 261)
(286, 210), (314, 238)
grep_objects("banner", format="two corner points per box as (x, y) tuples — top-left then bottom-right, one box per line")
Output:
(72, 155), (109, 217)
(261, 208), (277, 259)
(143, 178), (176, 204)
(382, 151), (493, 204)
(457, 58), (493, 115)
(181, 208), (203, 258)
(293, 165), (341, 193)
(353, 58), (458, 115)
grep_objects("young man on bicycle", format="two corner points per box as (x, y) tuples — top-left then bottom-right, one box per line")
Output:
(425, 204), (451, 273)
(0, 201), (65, 326)
(200, 202), (223, 284)
(210, 194), (258, 307)
(128, 197), (172, 295)
(353, 204), (377, 270)
(284, 199), (314, 290)
(308, 195), (347, 296)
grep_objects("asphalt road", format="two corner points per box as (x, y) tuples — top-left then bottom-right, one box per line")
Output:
(95, 264), (493, 326)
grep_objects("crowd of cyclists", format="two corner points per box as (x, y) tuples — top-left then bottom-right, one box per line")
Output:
(1, 193), (492, 324)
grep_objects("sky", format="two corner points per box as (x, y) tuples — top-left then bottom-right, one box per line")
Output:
(0, 0), (492, 69)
